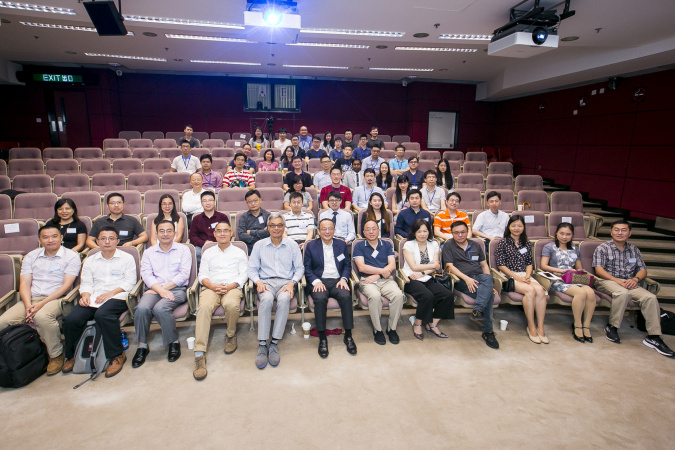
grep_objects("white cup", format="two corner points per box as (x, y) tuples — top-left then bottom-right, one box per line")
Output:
(500, 320), (508, 331)
(186, 337), (195, 349)
(517, 204), (524, 211)
(302, 322), (311, 339)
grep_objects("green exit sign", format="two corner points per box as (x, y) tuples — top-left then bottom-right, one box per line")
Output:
(33, 74), (83, 83)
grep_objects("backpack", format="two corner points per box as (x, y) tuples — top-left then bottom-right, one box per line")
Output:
(637, 308), (675, 335)
(0, 323), (49, 388)
(72, 321), (109, 389)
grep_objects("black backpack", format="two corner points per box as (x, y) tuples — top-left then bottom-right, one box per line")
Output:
(0, 324), (49, 388)
(637, 308), (675, 335)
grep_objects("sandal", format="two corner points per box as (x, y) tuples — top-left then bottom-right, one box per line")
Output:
(428, 325), (448, 339)
(412, 323), (424, 341)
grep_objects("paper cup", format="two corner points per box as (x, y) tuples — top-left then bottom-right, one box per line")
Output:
(186, 337), (195, 349)
(517, 204), (524, 211)
(302, 322), (311, 339)
(500, 320), (508, 331)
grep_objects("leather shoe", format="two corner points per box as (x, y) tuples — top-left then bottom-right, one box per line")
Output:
(168, 342), (181, 362)
(318, 339), (328, 358)
(132, 347), (149, 368)
(105, 353), (126, 378)
(344, 336), (357, 355)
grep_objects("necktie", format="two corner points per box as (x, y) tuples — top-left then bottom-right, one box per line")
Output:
(356, 174), (360, 187)
(332, 211), (338, 224)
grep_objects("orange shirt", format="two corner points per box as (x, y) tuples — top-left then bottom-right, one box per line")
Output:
(433, 210), (470, 234)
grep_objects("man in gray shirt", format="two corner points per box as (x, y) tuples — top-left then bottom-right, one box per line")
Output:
(236, 189), (271, 254)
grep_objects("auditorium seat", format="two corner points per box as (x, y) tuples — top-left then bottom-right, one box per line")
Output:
(144, 212), (189, 246)
(486, 174), (514, 191)
(488, 162), (513, 176)
(112, 158), (142, 176)
(248, 148), (259, 158)
(446, 238), (498, 308)
(202, 139), (225, 149)
(551, 191), (583, 213)
(160, 172), (190, 191)
(514, 175), (544, 192)
(159, 148), (181, 160)
(193, 132), (209, 143)
(217, 188), (248, 216)
(380, 150), (395, 160)
(127, 173), (161, 194)
(14, 193), (57, 221)
(383, 142), (398, 150)
(305, 187), (319, 217)
(211, 159), (230, 174)
(357, 209), (394, 240)
(231, 132), (251, 142)
(212, 148), (234, 159)
(74, 147), (103, 161)
(142, 131), (164, 140)
(190, 148), (211, 160)
(154, 139), (177, 150)
(447, 161), (461, 176)
(8, 159), (44, 178)
(9, 147), (41, 160)
(132, 148), (159, 161)
(80, 159), (111, 176)
(165, 132), (185, 141)
(103, 190), (142, 216)
(419, 151), (441, 162)
(443, 151), (464, 164)
(453, 188), (483, 211)
(119, 131), (141, 140)
(0, 160), (6, 176)
(417, 160), (436, 173)
(308, 159), (322, 173)
(488, 238), (549, 306)
(92, 173), (126, 194)
(143, 158), (172, 176)
(517, 190), (549, 212)
(210, 132), (231, 141)
(257, 187), (285, 211)
(53, 174), (90, 196)
(463, 161), (487, 178)
(403, 142), (420, 152)
(0, 219), (40, 257)
(128, 139), (153, 150)
(457, 173), (485, 192)
(12, 174), (52, 194)
(61, 191), (102, 219)
(104, 148), (133, 160)
(379, 135), (391, 142)
(45, 159), (79, 177)
(516, 211), (548, 239)
(0, 254), (16, 307)
(43, 148), (73, 161)
(393, 135), (410, 143)
(143, 189), (181, 216)
(465, 152), (488, 163)
(548, 212), (586, 240)
(0, 195), (11, 220)
(103, 138), (128, 150)
(226, 139), (247, 149)
(492, 189), (516, 212)
(313, 133), (324, 142)
(404, 150), (418, 160)
(0, 176), (10, 191)
(255, 171), (282, 188)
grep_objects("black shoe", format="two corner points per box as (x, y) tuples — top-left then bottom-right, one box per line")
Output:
(131, 347), (148, 368)
(387, 328), (400, 345)
(168, 342), (181, 362)
(482, 331), (499, 349)
(470, 308), (485, 325)
(583, 327), (593, 343)
(604, 324), (620, 343)
(373, 330), (386, 345)
(344, 336), (357, 355)
(318, 339), (329, 358)
(572, 324), (585, 343)
(643, 336), (675, 357)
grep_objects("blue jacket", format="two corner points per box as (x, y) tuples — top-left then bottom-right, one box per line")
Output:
(303, 238), (351, 288)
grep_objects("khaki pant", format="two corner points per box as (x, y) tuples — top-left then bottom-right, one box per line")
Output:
(595, 279), (662, 335)
(0, 297), (63, 358)
(358, 277), (404, 331)
(195, 287), (242, 353)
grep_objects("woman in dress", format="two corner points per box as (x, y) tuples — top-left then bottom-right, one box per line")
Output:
(392, 175), (410, 218)
(362, 192), (391, 238)
(249, 126), (269, 150)
(376, 161), (394, 190)
(436, 158), (454, 191)
(46, 198), (87, 252)
(283, 175), (313, 211)
(149, 194), (185, 246)
(258, 149), (279, 172)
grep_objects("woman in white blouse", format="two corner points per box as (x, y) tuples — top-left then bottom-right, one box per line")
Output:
(402, 219), (454, 340)
(182, 172), (206, 226)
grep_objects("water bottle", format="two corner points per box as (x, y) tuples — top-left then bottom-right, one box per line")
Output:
(121, 330), (129, 351)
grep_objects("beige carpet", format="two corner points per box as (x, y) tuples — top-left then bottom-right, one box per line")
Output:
(2, 306), (674, 449)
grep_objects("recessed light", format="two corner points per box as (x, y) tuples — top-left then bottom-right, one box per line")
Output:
(143, 31), (157, 37)
(369, 67), (434, 72)
(173, 58), (183, 62)
(561, 36), (579, 41)
(85, 53), (167, 62)
(190, 60), (261, 66)
(353, 67), (364, 69)
(376, 45), (388, 49)
(413, 33), (429, 38)
(286, 42), (369, 49)
(123, 15), (244, 29)
(300, 28), (404, 38)
(439, 34), (492, 41)
(395, 47), (477, 52)
(267, 63), (276, 66)
(283, 64), (349, 69)
(165, 34), (255, 43)
(64, 50), (77, 54)
(20, 21), (133, 35)
(0, 2), (75, 15)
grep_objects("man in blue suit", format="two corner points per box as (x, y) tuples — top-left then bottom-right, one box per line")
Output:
(304, 218), (357, 358)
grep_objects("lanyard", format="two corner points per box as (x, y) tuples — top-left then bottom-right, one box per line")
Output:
(363, 185), (374, 201)
(409, 171), (418, 186)
(202, 171), (213, 186)
(368, 158), (379, 170)
(425, 188), (437, 206)
(182, 156), (190, 170)
(393, 159), (405, 170)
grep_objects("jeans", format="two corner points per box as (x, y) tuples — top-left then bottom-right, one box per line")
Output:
(454, 273), (494, 333)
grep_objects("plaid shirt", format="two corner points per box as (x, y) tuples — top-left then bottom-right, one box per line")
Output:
(592, 241), (646, 279)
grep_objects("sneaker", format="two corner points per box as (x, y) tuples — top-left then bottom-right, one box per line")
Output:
(643, 336), (675, 357)
(482, 332), (499, 349)
(387, 328), (400, 345)
(470, 308), (485, 325)
(193, 355), (207, 380)
(255, 344), (268, 369)
(604, 324), (621, 343)
(268, 342), (280, 366)
(373, 330), (386, 345)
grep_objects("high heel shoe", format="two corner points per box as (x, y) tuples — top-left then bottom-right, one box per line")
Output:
(527, 328), (541, 344)
(582, 327), (593, 343)
(571, 324), (585, 343)
(428, 325), (448, 339)
(412, 323), (424, 341)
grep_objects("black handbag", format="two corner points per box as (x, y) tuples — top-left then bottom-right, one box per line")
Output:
(502, 277), (515, 292)
(432, 273), (453, 291)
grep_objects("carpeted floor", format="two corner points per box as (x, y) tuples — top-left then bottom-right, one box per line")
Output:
(2, 306), (674, 449)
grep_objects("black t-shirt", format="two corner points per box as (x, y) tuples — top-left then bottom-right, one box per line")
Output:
(89, 214), (144, 245)
(334, 157), (355, 173)
(284, 171), (313, 189)
(47, 219), (87, 250)
(177, 137), (200, 148)
(367, 138), (385, 150)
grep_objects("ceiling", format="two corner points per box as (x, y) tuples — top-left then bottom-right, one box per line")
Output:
(0, 0), (674, 99)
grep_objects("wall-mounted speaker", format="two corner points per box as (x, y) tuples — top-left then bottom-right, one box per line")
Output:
(83, 1), (127, 36)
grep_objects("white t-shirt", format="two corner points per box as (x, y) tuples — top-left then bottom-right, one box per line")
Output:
(171, 155), (201, 174)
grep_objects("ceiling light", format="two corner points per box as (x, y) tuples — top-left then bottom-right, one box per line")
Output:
(283, 64), (348, 69)
(190, 60), (261, 66)
(395, 47), (477, 52)
(142, 32), (157, 37)
(376, 45), (388, 49)
(413, 33), (429, 38)
(0, 1), (75, 15)
(369, 67), (434, 72)
(165, 34), (255, 43)
(561, 36), (579, 41)
(439, 34), (492, 41)
(300, 28), (404, 38)
(286, 42), (368, 49)
(20, 21), (134, 35)
(85, 53), (167, 62)
(123, 15), (244, 29)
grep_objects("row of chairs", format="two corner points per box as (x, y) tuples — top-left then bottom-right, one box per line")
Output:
(117, 131), (412, 144)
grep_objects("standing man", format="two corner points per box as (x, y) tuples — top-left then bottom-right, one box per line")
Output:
(193, 222), (249, 380)
(228, 143), (257, 174)
(434, 192), (472, 242)
(188, 191), (230, 263)
(304, 219), (357, 358)
(593, 220), (674, 356)
(366, 126), (385, 150)
(177, 124), (199, 148)
(237, 189), (272, 254)
(272, 128), (290, 150)
(87, 192), (147, 249)
(389, 145), (409, 177)
(442, 221), (499, 349)
(472, 191), (509, 245)
(171, 142), (201, 173)
(352, 168), (387, 213)
(320, 192), (356, 245)
(362, 146), (386, 173)
(313, 156), (333, 192)
(62, 227), (137, 377)
(282, 156), (312, 191)
(320, 167), (352, 210)
(395, 189), (431, 238)
(132, 221), (192, 368)
(353, 134), (371, 161)
(0, 224), (81, 375)
(248, 213), (304, 369)
(353, 220), (404, 345)
(402, 157), (422, 190)
(342, 158), (364, 190)
(282, 192), (316, 249)
(298, 126), (312, 151)
(197, 154), (223, 192)
(223, 153), (256, 189)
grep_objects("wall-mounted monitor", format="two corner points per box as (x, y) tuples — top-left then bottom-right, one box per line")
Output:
(427, 110), (458, 149)
(244, 81), (299, 113)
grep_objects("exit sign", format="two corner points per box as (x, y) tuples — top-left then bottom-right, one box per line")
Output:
(33, 74), (83, 83)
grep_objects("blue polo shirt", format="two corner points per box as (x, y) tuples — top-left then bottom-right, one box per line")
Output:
(395, 207), (431, 238)
(353, 146), (371, 161)
(352, 239), (394, 278)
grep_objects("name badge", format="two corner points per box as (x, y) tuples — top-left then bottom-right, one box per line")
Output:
(120, 230), (129, 236)
(410, 185), (418, 190)
(519, 247), (528, 255)
(258, 216), (264, 224)
(49, 263), (61, 273)
(524, 215), (534, 224)
(211, 222), (218, 229)
(66, 227), (77, 233)
(628, 258), (636, 264)
(111, 270), (122, 276)
(371, 250), (379, 258)
(337, 254), (345, 262)
(471, 255), (479, 261)
(424, 217), (429, 222)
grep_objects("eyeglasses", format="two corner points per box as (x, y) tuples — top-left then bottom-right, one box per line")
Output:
(98, 237), (118, 242)
(108, 201), (123, 206)
(268, 223), (284, 229)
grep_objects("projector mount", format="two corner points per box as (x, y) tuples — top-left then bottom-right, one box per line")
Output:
(491, 0), (575, 43)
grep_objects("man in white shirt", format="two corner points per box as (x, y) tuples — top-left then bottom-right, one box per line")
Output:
(362, 146), (386, 173)
(193, 221), (248, 380)
(320, 191), (356, 244)
(421, 170), (446, 215)
(472, 191), (509, 243)
(181, 173), (206, 224)
(62, 227), (137, 378)
(312, 156), (333, 192)
(352, 168), (387, 213)
(272, 127), (290, 150)
(283, 192), (316, 249)
(171, 142), (201, 173)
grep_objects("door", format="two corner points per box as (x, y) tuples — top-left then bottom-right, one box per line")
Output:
(51, 91), (91, 148)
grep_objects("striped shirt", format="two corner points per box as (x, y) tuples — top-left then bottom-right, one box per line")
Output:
(222, 169), (255, 188)
(283, 211), (315, 242)
(592, 240), (646, 279)
(433, 210), (470, 234)
(247, 237), (304, 283)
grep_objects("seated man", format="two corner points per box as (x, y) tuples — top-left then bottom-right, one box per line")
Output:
(421, 170), (446, 215)
(362, 146), (386, 173)
(401, 157), (422, 190)
(353, 134), (371, 161)
(320, 192), (356, 245)
(87, 192), (148, 249)
(228, 143), (256, 174)
(320, 167), (352, 210)
(334, 145), (355, 174)
(472, 191), (509, 245)
(304, 218), (357, 358)
(288, 135), (306, 160)
(306, 136), (328, 160)
(342, 158), (364, 190)
(182, 173), (206, 225)
(176, 124), (200, 148)
(272, 127), (290, 150)
(593, 220), (674, 356)
(237, 189), (271, 254)
(282, 192), (316, 249)
(197, 154), (223, 192)
(353, 220), (403, 345)
(312, 156), (333, 192)
(132, 221), (192, 368)
(171, 141), (201, 173)
(193, 221), (248, 380)
(442, 221), (498, 349)
(0, 223), (80, 375)
(248, 213), (304, 369)
(223, 152), (256, 189)
(282, 156), (313, 191)
(188, 191), (230, 263)
(329, 137), (344, 161)
(389, 145), (409, 177)
(434, 192), (472, 242)
(62, 227), (137, 377)
(297, 125), (312, 151)
(352, 168), (387, 213)
(395, 189), (431, 238)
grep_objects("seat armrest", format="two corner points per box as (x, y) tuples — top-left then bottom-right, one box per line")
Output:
(125, 280), (143, 319)
(644, 277), (660, 295)
(491, 269), (506, 296)
(0, 291), (17, 311)
(532, 270), (553, 291)
(57, 285), (81, 315)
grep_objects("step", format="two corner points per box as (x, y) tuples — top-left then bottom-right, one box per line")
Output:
(623, 239), (675, 251)
(583, 208), (624, 218)
(657, 285), (675, 302)
(642, 253), (675, 268)
(645, 267), (675, 279)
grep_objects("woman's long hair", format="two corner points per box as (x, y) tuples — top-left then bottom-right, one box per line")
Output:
(52, 198), (79, 224)
(364, 192), (390, 235)
(504, 215), (528, 246)
(435, 158), (454, 190)
(154, 194), (180, 227)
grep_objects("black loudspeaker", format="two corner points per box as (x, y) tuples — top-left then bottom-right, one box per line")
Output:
(83, 1), (127, 36)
